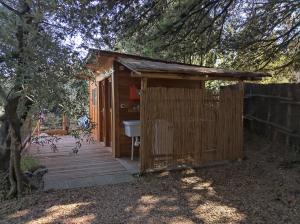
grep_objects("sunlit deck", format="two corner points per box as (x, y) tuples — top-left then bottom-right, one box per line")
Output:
(28, 136), (138, 190)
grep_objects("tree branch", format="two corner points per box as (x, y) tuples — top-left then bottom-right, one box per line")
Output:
(0, 0), (21, 15)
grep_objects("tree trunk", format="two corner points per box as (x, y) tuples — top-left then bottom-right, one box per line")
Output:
(0, 119), (10, 171)
(12, 127), (23, 197)
(2, 0), (34, 198)
(5, 96), (24, 198)
(7, 141), (16, 197)
(6, 127), (24, 198)
(0, 146), (10, 171)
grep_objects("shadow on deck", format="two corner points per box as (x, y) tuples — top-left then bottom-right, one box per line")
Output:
(28, 136), (138, 190)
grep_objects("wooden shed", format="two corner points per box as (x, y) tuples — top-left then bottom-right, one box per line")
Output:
(86, 49), (267, 172)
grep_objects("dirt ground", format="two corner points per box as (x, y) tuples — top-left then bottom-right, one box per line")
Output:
(0, 133), (299, 224)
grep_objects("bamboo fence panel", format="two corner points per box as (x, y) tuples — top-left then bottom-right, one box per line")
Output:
(140, 85), (244, 172)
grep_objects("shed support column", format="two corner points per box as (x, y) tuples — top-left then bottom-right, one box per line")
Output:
(140, 77), (148, 173)
(62, 114), (68, 132)
(112, 62), (120, 157)
(97, 81), (102, 141)
(238, 81), (244, 160)
(103, 79), (111, 147)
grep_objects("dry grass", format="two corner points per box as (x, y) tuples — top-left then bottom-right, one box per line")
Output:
(0, 133), (299, 224)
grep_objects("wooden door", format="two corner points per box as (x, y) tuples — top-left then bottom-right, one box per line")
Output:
(100, 78), (112, 147)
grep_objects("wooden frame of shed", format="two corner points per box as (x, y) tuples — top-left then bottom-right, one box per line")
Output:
(86, 49), (268, 173)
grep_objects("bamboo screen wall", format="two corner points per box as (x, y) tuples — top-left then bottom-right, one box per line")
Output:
(140, 85), (244, 172)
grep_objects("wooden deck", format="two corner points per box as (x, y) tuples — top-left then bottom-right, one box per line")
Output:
(28, 136), (138, 190)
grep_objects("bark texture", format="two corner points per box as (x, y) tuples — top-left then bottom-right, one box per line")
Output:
(0, 118), (10, 171)
(5, 96), (24, 198)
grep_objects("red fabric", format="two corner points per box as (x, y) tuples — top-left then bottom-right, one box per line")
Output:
(129, 85), (140, 100)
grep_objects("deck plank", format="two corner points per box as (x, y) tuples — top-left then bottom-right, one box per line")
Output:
(27, 136), (135, 190)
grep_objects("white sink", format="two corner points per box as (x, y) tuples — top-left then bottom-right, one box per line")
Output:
(123, 120), (140, 137)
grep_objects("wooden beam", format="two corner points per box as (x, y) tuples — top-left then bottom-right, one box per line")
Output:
(131, 72), (254, 81)
(278, 129), (300, 139)
(96, 75), (108, 82)
(280, 101), (300, 106)
(244, 115), (294, 133)
(141, 77), (148, 90)
(117, 62), (142, 75)
(244, 94), (293, 101)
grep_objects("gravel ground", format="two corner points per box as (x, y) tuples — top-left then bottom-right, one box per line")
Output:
(0, 134), (299, 224)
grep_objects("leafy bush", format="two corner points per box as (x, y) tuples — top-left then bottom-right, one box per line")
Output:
(21, 156), (40, 172)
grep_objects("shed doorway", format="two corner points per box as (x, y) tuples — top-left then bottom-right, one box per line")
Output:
(99, 78), (112, 147)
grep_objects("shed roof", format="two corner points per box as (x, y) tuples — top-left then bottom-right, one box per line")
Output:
(86, 49), (269, 80)
(117, 57), (268, 80)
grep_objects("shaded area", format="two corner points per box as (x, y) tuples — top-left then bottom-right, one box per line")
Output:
(244, 83), (300, 149)
(1, 133), (299, 223)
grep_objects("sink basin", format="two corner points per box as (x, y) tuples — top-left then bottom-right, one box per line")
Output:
(123, 120), (140, 137)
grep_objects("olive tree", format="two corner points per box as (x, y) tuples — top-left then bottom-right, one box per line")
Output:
(0, 0), (89, 197)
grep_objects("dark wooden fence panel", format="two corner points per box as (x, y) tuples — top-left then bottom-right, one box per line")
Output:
(140, 85), (243, 172)
(244, 83), (300, 149)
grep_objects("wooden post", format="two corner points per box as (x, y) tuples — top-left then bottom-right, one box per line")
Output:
(200, 80), (205, 89)
(266, 86), (272, 140)
(37, 120), (40, 136)
(248, 85), (255, 132)
(140, 77), (148, 172)
(104, 78), (111, 147)
(112, 62), (120, 157)
(96, 81), (101, 141)
(285, 87), (292, 149)
(62, 114), (68, 132)
(238, 81), (244, 160)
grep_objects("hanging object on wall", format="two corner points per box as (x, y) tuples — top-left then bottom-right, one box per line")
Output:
(129, 84), (140, 100)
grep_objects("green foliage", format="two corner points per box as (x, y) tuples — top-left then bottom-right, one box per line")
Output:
(0, 1), (90, 124)
(112, 0), (300, 81)
(205, 80), (237, 92)
(20, 155), (39, 172)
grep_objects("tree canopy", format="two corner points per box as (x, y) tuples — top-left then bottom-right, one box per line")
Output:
(98, 0), (300, 81)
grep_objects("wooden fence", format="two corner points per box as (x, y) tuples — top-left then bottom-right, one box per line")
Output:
(35, 113), (69, 136)
(140, 85), (244, 172)
(244, 83), (300, 149)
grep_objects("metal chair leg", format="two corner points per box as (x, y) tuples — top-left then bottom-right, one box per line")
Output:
(131, 137), (134, 160)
